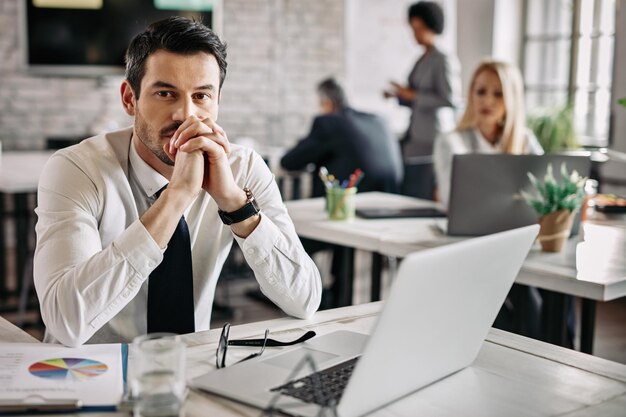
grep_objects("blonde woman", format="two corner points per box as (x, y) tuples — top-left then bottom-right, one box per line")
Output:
(434, 60), (544, 208)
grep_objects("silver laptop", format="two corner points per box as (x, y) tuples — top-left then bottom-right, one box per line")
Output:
(447, 154), (591, 236)
(192, 225), (539, 417)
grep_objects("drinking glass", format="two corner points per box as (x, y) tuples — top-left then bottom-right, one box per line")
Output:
(131, 333), (186, 417)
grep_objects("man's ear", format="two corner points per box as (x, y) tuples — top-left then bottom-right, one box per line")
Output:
(120, 80), (137, 116)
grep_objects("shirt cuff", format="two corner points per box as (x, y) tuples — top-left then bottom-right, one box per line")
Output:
(233, 213), (279, 259)
(113, 219), (164, 278)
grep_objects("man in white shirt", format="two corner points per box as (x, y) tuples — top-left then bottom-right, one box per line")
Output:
(34, 17), (322, 347)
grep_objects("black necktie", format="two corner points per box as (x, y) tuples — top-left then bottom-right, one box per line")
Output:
(147, 187), (195, 334)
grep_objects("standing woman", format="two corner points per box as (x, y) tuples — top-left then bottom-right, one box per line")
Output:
(385, 1), (461, 161)
(434, 60), (544, 209)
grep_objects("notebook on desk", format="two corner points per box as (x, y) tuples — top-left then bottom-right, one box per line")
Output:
(191, 225), (539, 417)
(446, 154), (591, 236)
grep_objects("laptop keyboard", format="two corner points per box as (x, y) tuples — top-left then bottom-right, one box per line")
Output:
(270, 357), (359, 407)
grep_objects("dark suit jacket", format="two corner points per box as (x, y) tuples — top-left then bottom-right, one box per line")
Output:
(281, 108), (404, 197)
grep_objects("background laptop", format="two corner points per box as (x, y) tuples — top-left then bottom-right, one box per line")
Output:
(192, 225), (539, 417)
(447, 154), (591, 236)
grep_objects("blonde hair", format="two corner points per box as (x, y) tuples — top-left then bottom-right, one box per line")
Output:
(457, 60), (527, 154)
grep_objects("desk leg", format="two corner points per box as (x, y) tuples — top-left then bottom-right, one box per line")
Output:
(541, 290), (569, 347)
(334, 246), (354, 307)
(580, 298), (596, 354)
(15, 193), (29, 295)
(371, 253), (383, 302)
(292, 177), (301, 200)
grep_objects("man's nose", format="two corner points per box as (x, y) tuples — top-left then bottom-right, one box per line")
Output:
(173, 98), (202, 121)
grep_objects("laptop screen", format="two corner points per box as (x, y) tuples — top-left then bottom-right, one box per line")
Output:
(447, 154), (591, 236)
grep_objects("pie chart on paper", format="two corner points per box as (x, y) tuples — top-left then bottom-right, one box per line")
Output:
(28, 358), (108, 381)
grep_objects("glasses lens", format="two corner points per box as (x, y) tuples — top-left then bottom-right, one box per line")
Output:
(216, 323), (230, 369)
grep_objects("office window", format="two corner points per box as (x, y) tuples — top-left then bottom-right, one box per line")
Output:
(523, 0), (615, 147)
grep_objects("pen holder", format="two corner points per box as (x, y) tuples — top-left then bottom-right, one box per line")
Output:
(326, 187), (357, 221)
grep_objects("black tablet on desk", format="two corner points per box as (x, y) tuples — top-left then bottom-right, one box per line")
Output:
(356, 207), (447, 219)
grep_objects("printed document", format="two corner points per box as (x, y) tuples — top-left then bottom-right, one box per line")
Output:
(0, 343), (123, 406)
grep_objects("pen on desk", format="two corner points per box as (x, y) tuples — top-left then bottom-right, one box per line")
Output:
(353, 170), (365, 188)
(328, 175), (340, 189)
(348, 168), (363, 188)
(319, 166), (330, 180)
(0, 399), (83, 413)
(318, 169), (332, 189)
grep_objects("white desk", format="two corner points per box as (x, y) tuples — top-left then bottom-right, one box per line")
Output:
(285, 192), (626, 353)
(0, 151), (55, 299)
(0, 151), (54, 194)
(0, 315), (39, 343)
(2, 304), (626, 416)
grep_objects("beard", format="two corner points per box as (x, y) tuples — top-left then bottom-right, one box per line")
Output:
(134, 111), (178, 166)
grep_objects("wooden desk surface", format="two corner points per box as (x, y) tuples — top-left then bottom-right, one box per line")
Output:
(1, 303), (626, 416)
(286, 192), (626, 302)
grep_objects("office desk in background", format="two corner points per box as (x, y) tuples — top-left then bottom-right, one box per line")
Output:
(285, 192), (626, 354)
(2, 303), (626, 416)
(0, 151), (55, 300)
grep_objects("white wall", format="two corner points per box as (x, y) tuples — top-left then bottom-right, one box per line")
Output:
(344, 0), (457, 135)
(0, 0), (345, 149)
(456, 0), (495, 93)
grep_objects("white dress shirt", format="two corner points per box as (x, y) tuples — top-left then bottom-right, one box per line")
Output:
(433, 128), (544, 208)
(34, 127), (322, 346)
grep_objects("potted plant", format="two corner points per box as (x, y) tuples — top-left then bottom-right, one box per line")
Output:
(527, 105), (579, 153)
(521, 163), (587, 252)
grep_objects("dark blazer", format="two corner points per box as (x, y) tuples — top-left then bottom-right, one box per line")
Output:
(281, 108), (403, 197)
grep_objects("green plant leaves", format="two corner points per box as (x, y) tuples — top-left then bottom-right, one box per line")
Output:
(619, 97), (626, 108)
(521, 163), (587, 217)
(527, 106), (579, 153)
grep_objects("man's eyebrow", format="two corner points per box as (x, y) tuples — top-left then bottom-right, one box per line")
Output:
(151, 81), (177, 89)
(149, 81), (215, 91)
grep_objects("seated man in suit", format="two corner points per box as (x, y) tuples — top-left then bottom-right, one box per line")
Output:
(281, 78), (403, 197)
(34, 17), (321, 346)
(281, 79), (403, 308)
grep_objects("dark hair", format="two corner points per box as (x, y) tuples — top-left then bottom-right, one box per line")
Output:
(317, 78), (347, 110)
(125, 16), (227, 98)
(408, 1), (445, 34)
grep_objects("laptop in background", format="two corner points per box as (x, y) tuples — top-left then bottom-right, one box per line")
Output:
(447, 154), (591, 236)
(192, 225), (539, 417)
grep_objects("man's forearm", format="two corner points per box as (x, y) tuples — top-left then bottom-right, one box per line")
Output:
(140, 188), (197, 248)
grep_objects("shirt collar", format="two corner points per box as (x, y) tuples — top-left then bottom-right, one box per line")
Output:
(128, 138), (169, 199)
(473, 128), (503, 150)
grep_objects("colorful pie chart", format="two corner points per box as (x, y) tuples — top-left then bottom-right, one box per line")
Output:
(28, 358), (108, 381)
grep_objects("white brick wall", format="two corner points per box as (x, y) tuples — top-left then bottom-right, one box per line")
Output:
(0, 0), (345, 150)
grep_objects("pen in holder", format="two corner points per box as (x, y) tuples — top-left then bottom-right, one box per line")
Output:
(326, 187), (357, 221)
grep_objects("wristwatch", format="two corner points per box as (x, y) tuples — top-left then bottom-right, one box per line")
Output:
(218, 188), (260, 225)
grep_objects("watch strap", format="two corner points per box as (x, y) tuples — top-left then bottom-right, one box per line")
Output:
(218, 188), (260, 225)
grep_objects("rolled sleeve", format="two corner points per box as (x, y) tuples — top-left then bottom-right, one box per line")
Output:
(34, 153), (162, 346)
(114, 220), (164, 277)
(231, 149), (322, 319)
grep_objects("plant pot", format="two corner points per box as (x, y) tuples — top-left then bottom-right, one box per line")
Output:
(537, 209), (576, 252)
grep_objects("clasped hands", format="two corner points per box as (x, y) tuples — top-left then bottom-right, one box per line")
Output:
(164, 115), (246, 212)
